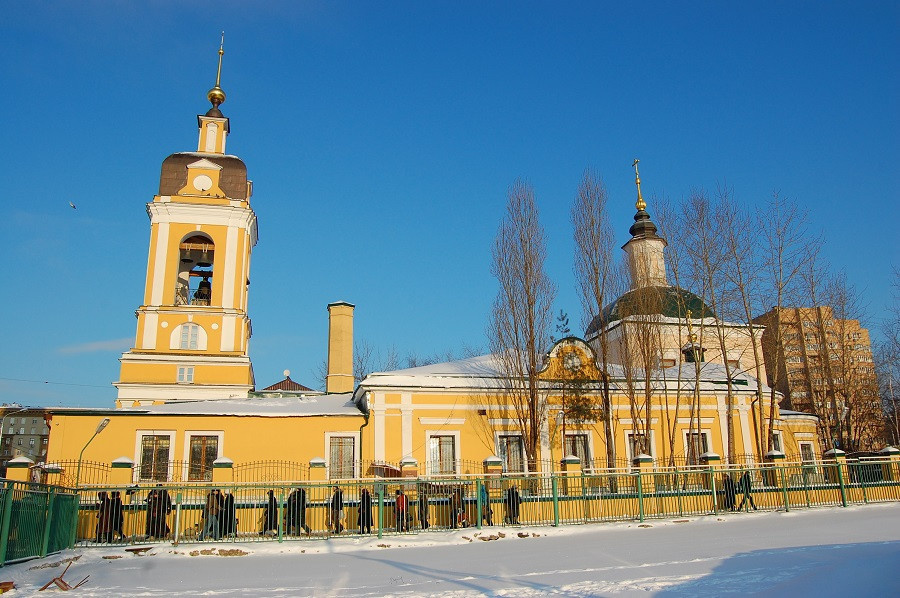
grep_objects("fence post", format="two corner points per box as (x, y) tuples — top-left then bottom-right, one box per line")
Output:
(173, 492), (182, 546)
(475, 480), (483, 531)
(675, 467), (683, 517)
(836, 462), (848, 508)
(826, 449), (848, 507)
(377, 484), (384, 539)
(551, 476), (560, 527)
(700, 452), (720, 515)
(0, 481), (16, 565)
(779, 466), (790, 512)
(278, 489), (285, 543)
(40, 486), (56, 557)
(636, 472), (644, 523)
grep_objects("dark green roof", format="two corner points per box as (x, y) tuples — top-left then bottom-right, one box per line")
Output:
(585, 286), (716, 336)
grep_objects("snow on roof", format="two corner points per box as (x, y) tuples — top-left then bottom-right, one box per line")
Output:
(119, 394), (362, 417)
(359, 353), (770, 394)
(779, 409), (818, 418)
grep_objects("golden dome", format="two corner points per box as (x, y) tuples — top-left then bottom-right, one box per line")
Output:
(207, 84), (226, 107)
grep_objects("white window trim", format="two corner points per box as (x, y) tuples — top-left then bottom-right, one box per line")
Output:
(494, 431), (527, 473)
(181, 430), (224, 463)
(681, 429), (711, 464)
(171, 323), (208, 351)
(324, 432), (361, 479)
(798, 441), (816, 461)
(563, 430), (595, 466)
(625, 429), (656, 462)
(134, 430), (176, 483)
(425, 430), (461, 476)
(771, 430), (783, 453)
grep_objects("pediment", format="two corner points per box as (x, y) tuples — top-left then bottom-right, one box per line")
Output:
(186, 158), (223, 171)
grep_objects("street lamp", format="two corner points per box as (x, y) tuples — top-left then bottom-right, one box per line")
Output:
(74, 418), (110, 488)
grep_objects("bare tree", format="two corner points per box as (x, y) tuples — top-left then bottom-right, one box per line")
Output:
(616, 283), (665, 461)
(655, 195), (699, 466)
(756, 193), (817, 454)
(877, 269), (900, 445)
(824, 274), (884, 451)
(489, 180), (557, 471)
(572, 170), (619, 470)
(680, 189), (740, 463)
(718, 189), (771, 459)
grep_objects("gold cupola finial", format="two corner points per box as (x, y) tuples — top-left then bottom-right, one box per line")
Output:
(206, 32), (226, 111)
(632, 158), (646, 211)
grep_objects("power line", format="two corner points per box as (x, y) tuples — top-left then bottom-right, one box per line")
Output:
(0, 377), (111, 389)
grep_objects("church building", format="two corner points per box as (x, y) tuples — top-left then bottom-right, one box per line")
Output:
(42, 46), (823, 484)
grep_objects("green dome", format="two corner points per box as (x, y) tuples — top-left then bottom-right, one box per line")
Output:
(585, 286), (716, 336)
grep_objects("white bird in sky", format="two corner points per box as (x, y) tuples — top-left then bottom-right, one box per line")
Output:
(68, 201), (76, 210)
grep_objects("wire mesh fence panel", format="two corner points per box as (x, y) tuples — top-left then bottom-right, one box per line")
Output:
(4, 485), (48, 561)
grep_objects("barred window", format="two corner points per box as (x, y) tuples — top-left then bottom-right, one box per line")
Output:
(139, 435), (170, 482)
(428, 435), (457, 475)
(329, 436), (356, 479)
(188, 435), (218, 482)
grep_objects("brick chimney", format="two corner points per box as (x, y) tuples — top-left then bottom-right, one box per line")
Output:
(326, 301), (355, 393)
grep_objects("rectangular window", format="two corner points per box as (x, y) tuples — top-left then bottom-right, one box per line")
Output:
(18, 428), (23, 435)
(3, 438), (8, 446)
(177, 366), (194, 384)
(565, 433), (591, 466)
(139, 435), (171, 482)
(661, 358), (676, 368)
(42, 438), (48, 445)
(30, 428), (35, 435)
(180, 324), (199, 350)
(6, 428), (11, 435)
(29, 438), (35, 447)
(188, 435), (218, 481)
(32, 419), (37, 425)
(329, 436), (356, 479)
(498, 435), (525, 473)
(685, 432), (709, 465)
(16, 439), (22, 446)
(627, 432), (651, 460)
(7, 419), (13, 425)
(799, 443), (815, 462)
(771, 431), (782, 452)
(428, 435), (457, 475)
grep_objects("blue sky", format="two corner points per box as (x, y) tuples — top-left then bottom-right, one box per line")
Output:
(1, 2), (897, 408)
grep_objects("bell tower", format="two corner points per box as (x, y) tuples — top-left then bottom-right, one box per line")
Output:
(115, 36), (258, 406)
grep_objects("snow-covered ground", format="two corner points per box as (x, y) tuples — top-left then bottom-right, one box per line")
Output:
(4, 503), (898, 597)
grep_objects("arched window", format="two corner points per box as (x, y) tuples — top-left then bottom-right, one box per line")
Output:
(174, 234), (215, 306)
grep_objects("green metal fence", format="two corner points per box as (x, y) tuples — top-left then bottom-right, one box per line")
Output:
(4, 457), (899, 559)
(60, 457), (900, 547)
(0, 481), (78, 565)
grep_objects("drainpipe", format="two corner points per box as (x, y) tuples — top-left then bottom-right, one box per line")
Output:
(358, 392), (371, 468)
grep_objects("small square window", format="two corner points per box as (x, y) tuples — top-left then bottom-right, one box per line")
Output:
(177, 366), (194, 384)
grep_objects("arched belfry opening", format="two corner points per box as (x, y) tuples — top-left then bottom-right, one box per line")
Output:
(175, 234), (215, 306)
